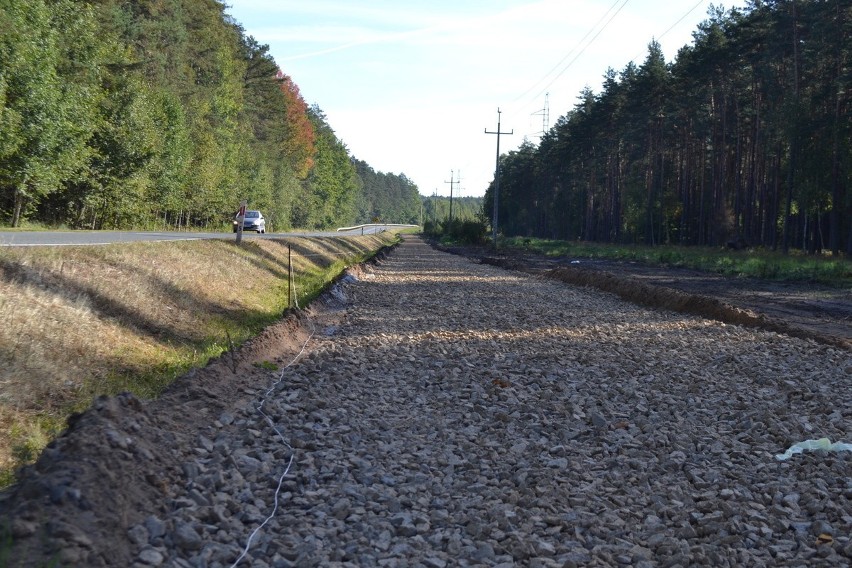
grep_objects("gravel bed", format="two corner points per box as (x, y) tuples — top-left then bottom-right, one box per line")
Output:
(85, 237), (852, 565)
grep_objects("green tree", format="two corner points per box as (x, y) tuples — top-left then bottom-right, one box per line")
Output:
(298, 106), (359, 229)
(483, 139), (543, 237)
(353, 159), (421, 224)
(477, 1), (850, 255)
(0, 0), (103, 226)
(0, 0), (421, 233)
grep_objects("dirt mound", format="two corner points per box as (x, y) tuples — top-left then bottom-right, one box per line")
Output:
(542, 265), (850, 351)
(476, 253), (851, 352)
(0, 309), (314, 565)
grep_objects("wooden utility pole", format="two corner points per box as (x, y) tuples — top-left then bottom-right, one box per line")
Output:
(444, 170), (459, 223)
(485, 109), (513, 248)
(432, 189), (438, 223)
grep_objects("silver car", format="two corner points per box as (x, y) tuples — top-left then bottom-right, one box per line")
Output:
(233, 210), (266, 233)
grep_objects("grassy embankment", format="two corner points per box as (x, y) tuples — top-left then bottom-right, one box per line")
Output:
(0, 233), (396, 487)
(499, 237), (852, 287)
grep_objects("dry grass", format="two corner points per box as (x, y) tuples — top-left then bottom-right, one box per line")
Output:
(0, 234), (393, 482)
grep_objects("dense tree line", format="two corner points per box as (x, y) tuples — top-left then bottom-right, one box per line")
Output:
(0, 0), (419, 231)
(486, 0), (851, 254)
(422, 196), (487, 244)
(353, 159), (421, 224)
(423, 196), (484, 225)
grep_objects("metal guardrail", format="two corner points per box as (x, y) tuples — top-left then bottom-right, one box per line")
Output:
(337, 223), (420, 235)
(336, 223), (419, 232)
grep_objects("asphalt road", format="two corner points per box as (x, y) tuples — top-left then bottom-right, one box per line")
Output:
(0, 224), (414, 247)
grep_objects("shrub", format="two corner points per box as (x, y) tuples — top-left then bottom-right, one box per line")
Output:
(449, 219), (488, 244)
(423, 219), (488, 244)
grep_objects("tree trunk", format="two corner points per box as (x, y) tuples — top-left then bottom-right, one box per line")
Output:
(645, 125), (654, 245)
(12, 187), (25, 228)
(829, 0), (845, 255)
(783, 1), (801, 254)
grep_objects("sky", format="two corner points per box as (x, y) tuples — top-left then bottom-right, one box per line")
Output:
(225, 1), (749, 199)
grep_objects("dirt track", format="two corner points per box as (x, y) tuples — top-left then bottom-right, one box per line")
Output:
(440, 244), (851, 351)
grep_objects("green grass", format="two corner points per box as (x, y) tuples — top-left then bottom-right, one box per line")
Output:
(0, 518), (61, 568)
(0, 221), (73, 232)
(0, 233), (397, 488)
(500, 236), (852, 286)
(293, 257), (355, 306)
(396, 226), (421, 235)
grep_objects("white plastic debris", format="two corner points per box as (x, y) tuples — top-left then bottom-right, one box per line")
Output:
(775, 438), (852, 461)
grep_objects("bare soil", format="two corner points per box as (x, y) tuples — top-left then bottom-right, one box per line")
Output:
(439, 243), (851, 351)
(0, 263), (370, 566)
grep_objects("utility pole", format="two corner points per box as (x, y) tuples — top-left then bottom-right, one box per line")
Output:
(432, 188), (438, 223)
(485, 108), (513, 248)
(444, 170), (459, 224)
(456, 171), (462, 218)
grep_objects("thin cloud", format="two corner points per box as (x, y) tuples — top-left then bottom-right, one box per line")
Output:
(272, 24), (444, 61)
(255, 0), (575, 62)
(228, 0), (747, 197)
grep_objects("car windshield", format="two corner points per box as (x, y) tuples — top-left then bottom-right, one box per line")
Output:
(245, 211), (260, 218)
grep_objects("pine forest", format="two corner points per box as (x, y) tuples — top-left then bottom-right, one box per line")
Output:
(485, 1), (851, 255)
(1, 1), (850, 256)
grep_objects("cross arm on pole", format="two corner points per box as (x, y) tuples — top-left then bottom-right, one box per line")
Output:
(484, 108), (513, 248)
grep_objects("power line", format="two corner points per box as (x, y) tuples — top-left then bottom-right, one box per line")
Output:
(511, 0), (630, 109)
(480, 0), (723, 199)
(629, 0), (705, 63)
(510, 0), (712, 121)
(528, 0), (630, 105)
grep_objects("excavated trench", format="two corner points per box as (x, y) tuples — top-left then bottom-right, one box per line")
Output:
(476, 254), (851, 352)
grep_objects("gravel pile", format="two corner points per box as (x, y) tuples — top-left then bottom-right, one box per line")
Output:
(8, 236), (848, 567)
(128, 236), (850, 567)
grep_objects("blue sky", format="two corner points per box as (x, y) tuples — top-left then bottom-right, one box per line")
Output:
(226, 1), (748, 199)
